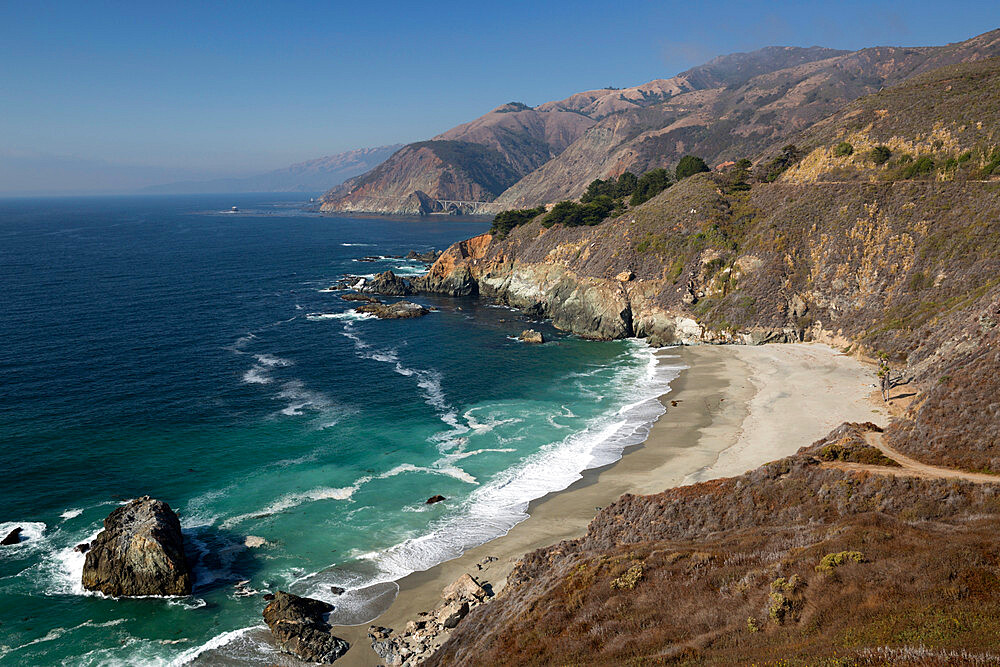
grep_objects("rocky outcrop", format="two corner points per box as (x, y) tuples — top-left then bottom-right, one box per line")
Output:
(518, 329), (543, 343)
(426, 495), (446, 504)
(365, 271), (414, 296)
(2, 527), (22, 545)
(356, 301), (429, 319)
(406, 250), (443, 263)
(263, 591), (350, 664)
(369, 571), (494, 665)
(341, 292), (380, 303)
(81, 496), (192, 596)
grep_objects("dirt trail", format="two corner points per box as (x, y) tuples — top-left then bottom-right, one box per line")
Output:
(823, 432), (1000, 484)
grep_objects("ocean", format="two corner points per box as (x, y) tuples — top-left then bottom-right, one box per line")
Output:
(0, 194), (683, 665)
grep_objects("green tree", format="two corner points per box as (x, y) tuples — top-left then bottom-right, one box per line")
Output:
(613, 171), (639, 198)
(675, 155), (710, 180)
(834, 141), (854, 157)
(630, 168), (672, 205)
(869, 146), (892, 165)
(489, 206), (546, 238)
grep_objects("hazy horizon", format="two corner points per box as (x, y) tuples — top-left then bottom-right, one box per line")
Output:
(2, 0), (998, 194)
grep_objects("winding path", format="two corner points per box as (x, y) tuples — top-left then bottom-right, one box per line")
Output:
(822, 432), (1000, 484)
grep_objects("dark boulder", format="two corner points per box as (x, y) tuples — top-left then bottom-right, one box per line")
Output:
(1, 527), (22, 545)
(340, 293), (381, 303)
(365, 270), (414, 296)
(81, 496), (192, 596)
(426, 495), (446, 505)
(74, 542), (90, 553)
(330, 586), (345, 595)
(263, 591), (350, 663)
(356, 301), (429, 319)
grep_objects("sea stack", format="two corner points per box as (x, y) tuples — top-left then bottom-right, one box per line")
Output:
(263, 591), (350, 663)
(81, 496), (192, 596)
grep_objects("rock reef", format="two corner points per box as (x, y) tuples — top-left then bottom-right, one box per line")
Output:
(263, 591), (350, 663)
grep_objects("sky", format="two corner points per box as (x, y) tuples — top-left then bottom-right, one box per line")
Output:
(1, 0), (998, 194)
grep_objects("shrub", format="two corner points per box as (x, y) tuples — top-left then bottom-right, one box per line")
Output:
(901, 155), (935, 179)
(676, 155), (710, 180)
(834, 141), (854, 157)
(869, 145), (892, 164)
(816, 551), (865, 573)
(758, 144), (804, 182)
(610, 564), (644, 590)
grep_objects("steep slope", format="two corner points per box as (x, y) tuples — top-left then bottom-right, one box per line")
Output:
(140, 145), (401, 194)
(493, 29), (1000, 208)
(320, 46), (846, 215)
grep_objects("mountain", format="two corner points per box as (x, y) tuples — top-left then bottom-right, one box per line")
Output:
(319, 46), (848, 215)
(493, 29), (1000, 208)
(412, 53), (1000, 662)
(140, 145), (402, 194)
(321, 30), (1000, 216)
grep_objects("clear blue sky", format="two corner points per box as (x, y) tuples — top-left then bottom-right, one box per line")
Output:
(1, 0), (998, 193)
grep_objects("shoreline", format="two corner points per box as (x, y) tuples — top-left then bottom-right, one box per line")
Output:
(332, 342), (887, 665)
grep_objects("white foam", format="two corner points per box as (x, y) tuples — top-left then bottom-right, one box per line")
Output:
(307, 309), (376, 322)
(241, 367), (271, 384)
(221, 478), (371, 529)
(340, 243), (374, 246)
(253, 354), (292, 368)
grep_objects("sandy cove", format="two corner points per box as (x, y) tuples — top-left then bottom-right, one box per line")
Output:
(332, 343), (887, 665)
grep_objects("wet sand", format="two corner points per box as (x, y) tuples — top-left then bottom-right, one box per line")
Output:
(333, 343), (885, 665)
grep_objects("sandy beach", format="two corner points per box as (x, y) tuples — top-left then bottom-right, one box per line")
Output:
(333, 343), (887, 665)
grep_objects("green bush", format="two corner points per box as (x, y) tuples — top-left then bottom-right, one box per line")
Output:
(676, 155), (710, 180)
(901, 155), (935, 179)
(759, 144), (803, 182)
(834, 141), (854, 157)
(869, 145), (892, 164)
(816, 551), (865, 572)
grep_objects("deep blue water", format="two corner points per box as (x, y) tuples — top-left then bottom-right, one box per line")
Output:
(0, 194), (679, 665)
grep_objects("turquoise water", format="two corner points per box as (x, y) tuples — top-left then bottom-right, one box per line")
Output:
(0, 195), (682, 665)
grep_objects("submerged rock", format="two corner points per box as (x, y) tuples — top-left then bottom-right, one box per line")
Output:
(356, 301), (429, 319)
(244, 535), (267, 549)
(1, 527), (22, 545)
(81, 496), (192, 596)
(263, 591), (350, 663)
(340, 292), (381, 303)
(365, 270), (414, 296)
(519, 329), (544, 344)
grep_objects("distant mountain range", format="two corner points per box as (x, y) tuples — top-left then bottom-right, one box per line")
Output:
(140, 145), (402, 194)
(320, 30), (1000, 215)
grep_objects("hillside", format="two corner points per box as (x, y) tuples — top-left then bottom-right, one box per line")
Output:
(406, 55), (1000, 662)
(493, 29), (1000, 208)
(319, 46), (847, 215)
(140, 145), (401, 194)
